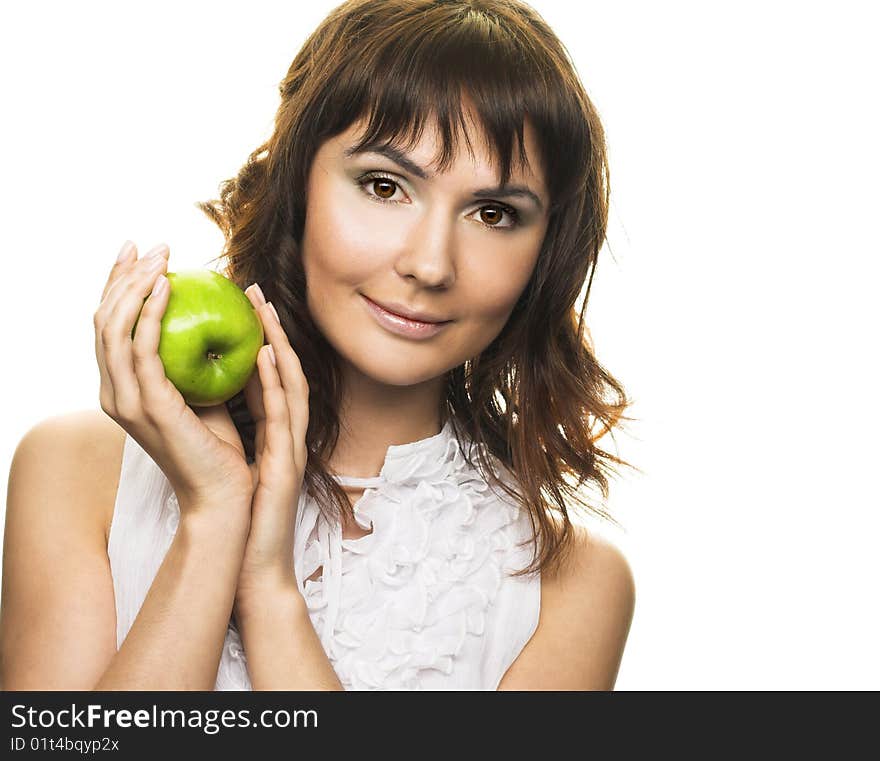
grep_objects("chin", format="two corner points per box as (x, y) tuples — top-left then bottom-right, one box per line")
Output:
(356, 358), (445, 387)
(336, 343), (445, 387)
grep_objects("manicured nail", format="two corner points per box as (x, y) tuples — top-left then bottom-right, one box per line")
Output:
(248, 283), (266, 306)
(116, 240), (135, 263)
(266, 344), (277, 366)
(267, 302), (280, 324)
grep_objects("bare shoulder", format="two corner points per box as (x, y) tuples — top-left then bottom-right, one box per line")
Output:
(497, 523), (636, 690)
(2, 409), (125, 688)
(11, 409), (127, 543)
(552, 523), (636, 603)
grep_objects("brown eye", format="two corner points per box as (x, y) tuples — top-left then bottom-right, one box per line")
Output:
(372, 179), (397, 199)
(479, 206), (504, 226)
(473, 203), (519, 231)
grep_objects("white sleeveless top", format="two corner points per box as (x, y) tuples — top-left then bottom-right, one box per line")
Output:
(107, 419), (541, 690)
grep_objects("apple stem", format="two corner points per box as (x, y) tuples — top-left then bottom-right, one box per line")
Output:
(207, 352), (223, 360)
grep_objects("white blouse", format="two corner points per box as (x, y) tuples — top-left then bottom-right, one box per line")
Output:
(107, 418), (541, 690)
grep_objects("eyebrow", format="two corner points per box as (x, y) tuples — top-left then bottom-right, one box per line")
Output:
(344, 141), (545, 211)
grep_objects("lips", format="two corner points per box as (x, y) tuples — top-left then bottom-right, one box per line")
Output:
(362, 295), (450, 325)
(361, 294), (452, 340)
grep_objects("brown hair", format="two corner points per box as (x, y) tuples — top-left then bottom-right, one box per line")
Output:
(198, 0), (637, 579)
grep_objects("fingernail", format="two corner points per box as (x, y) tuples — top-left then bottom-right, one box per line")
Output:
(145, 244), (169, 259)
(248, 283), (266, 306)
(267, 302), (281, 324)
(116, 240), (135, 263)
(266, 344), (277, 366)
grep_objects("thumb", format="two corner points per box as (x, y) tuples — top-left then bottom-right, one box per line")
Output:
(193, 403), (246, 458)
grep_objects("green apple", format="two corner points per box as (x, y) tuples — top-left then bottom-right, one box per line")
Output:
(132, 269), (264, 407)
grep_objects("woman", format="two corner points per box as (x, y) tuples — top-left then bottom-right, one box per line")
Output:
(1, 0), (635, 690)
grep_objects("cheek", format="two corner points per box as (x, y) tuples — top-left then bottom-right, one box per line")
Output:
(461, 252), (535, 324)
(302, 182), (396, 284)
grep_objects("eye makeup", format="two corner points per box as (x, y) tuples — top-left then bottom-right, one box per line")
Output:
(353, 170), (523, 232)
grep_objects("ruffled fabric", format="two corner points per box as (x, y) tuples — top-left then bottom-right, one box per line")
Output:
(294, 419), (539, 690)
(215, 617), (250, 690)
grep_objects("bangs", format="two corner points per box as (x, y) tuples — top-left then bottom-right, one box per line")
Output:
(306, 2), (591, 210)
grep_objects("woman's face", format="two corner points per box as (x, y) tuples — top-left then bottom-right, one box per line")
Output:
(300, 108), (549, 388)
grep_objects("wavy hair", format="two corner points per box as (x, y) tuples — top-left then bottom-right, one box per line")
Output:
(197, 0), (637, 579)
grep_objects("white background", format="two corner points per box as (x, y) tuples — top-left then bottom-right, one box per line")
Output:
(1, 1), (877, 689)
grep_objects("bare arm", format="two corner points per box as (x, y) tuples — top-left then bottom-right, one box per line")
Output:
(94, 507), (250, 690)
(0, 412), (250, 691)
(233, 586), (343, 690)
(496, 526), (636, 690)
(1, 413), (119, 690)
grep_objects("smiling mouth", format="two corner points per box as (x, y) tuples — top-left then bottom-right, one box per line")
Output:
(361, 294), (453, 339)
(361, 295), (451, 325)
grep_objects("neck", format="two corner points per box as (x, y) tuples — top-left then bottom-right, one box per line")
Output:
(327, 363), (448, 479)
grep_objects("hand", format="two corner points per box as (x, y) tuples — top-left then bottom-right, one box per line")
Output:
(233, 284), (310, 615)
(94, 241), (254, 514)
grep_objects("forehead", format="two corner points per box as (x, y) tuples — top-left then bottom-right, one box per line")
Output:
(327, 102), (547, 192)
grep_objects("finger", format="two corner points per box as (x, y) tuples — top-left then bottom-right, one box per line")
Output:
(243, 286), (309, 468)
(97, 246), (169, 408)
(257, 301), (310, 467)
(256, 301), (308, 396)
(130, 273), (181, 424)
(192, 404), (247, 458)
(243, 365), (266, 472)
(256, 343), (294, 463)
(100, 240), (138, 302)
(101, 244), (170, 316)
(101, 249), (170, 413)
(242, 287), (271, 470)
(96, 242), (137, 408)
(244, 358), (266, 423)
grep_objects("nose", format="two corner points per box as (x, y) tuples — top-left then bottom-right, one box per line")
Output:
(393, 206), (457, 289)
